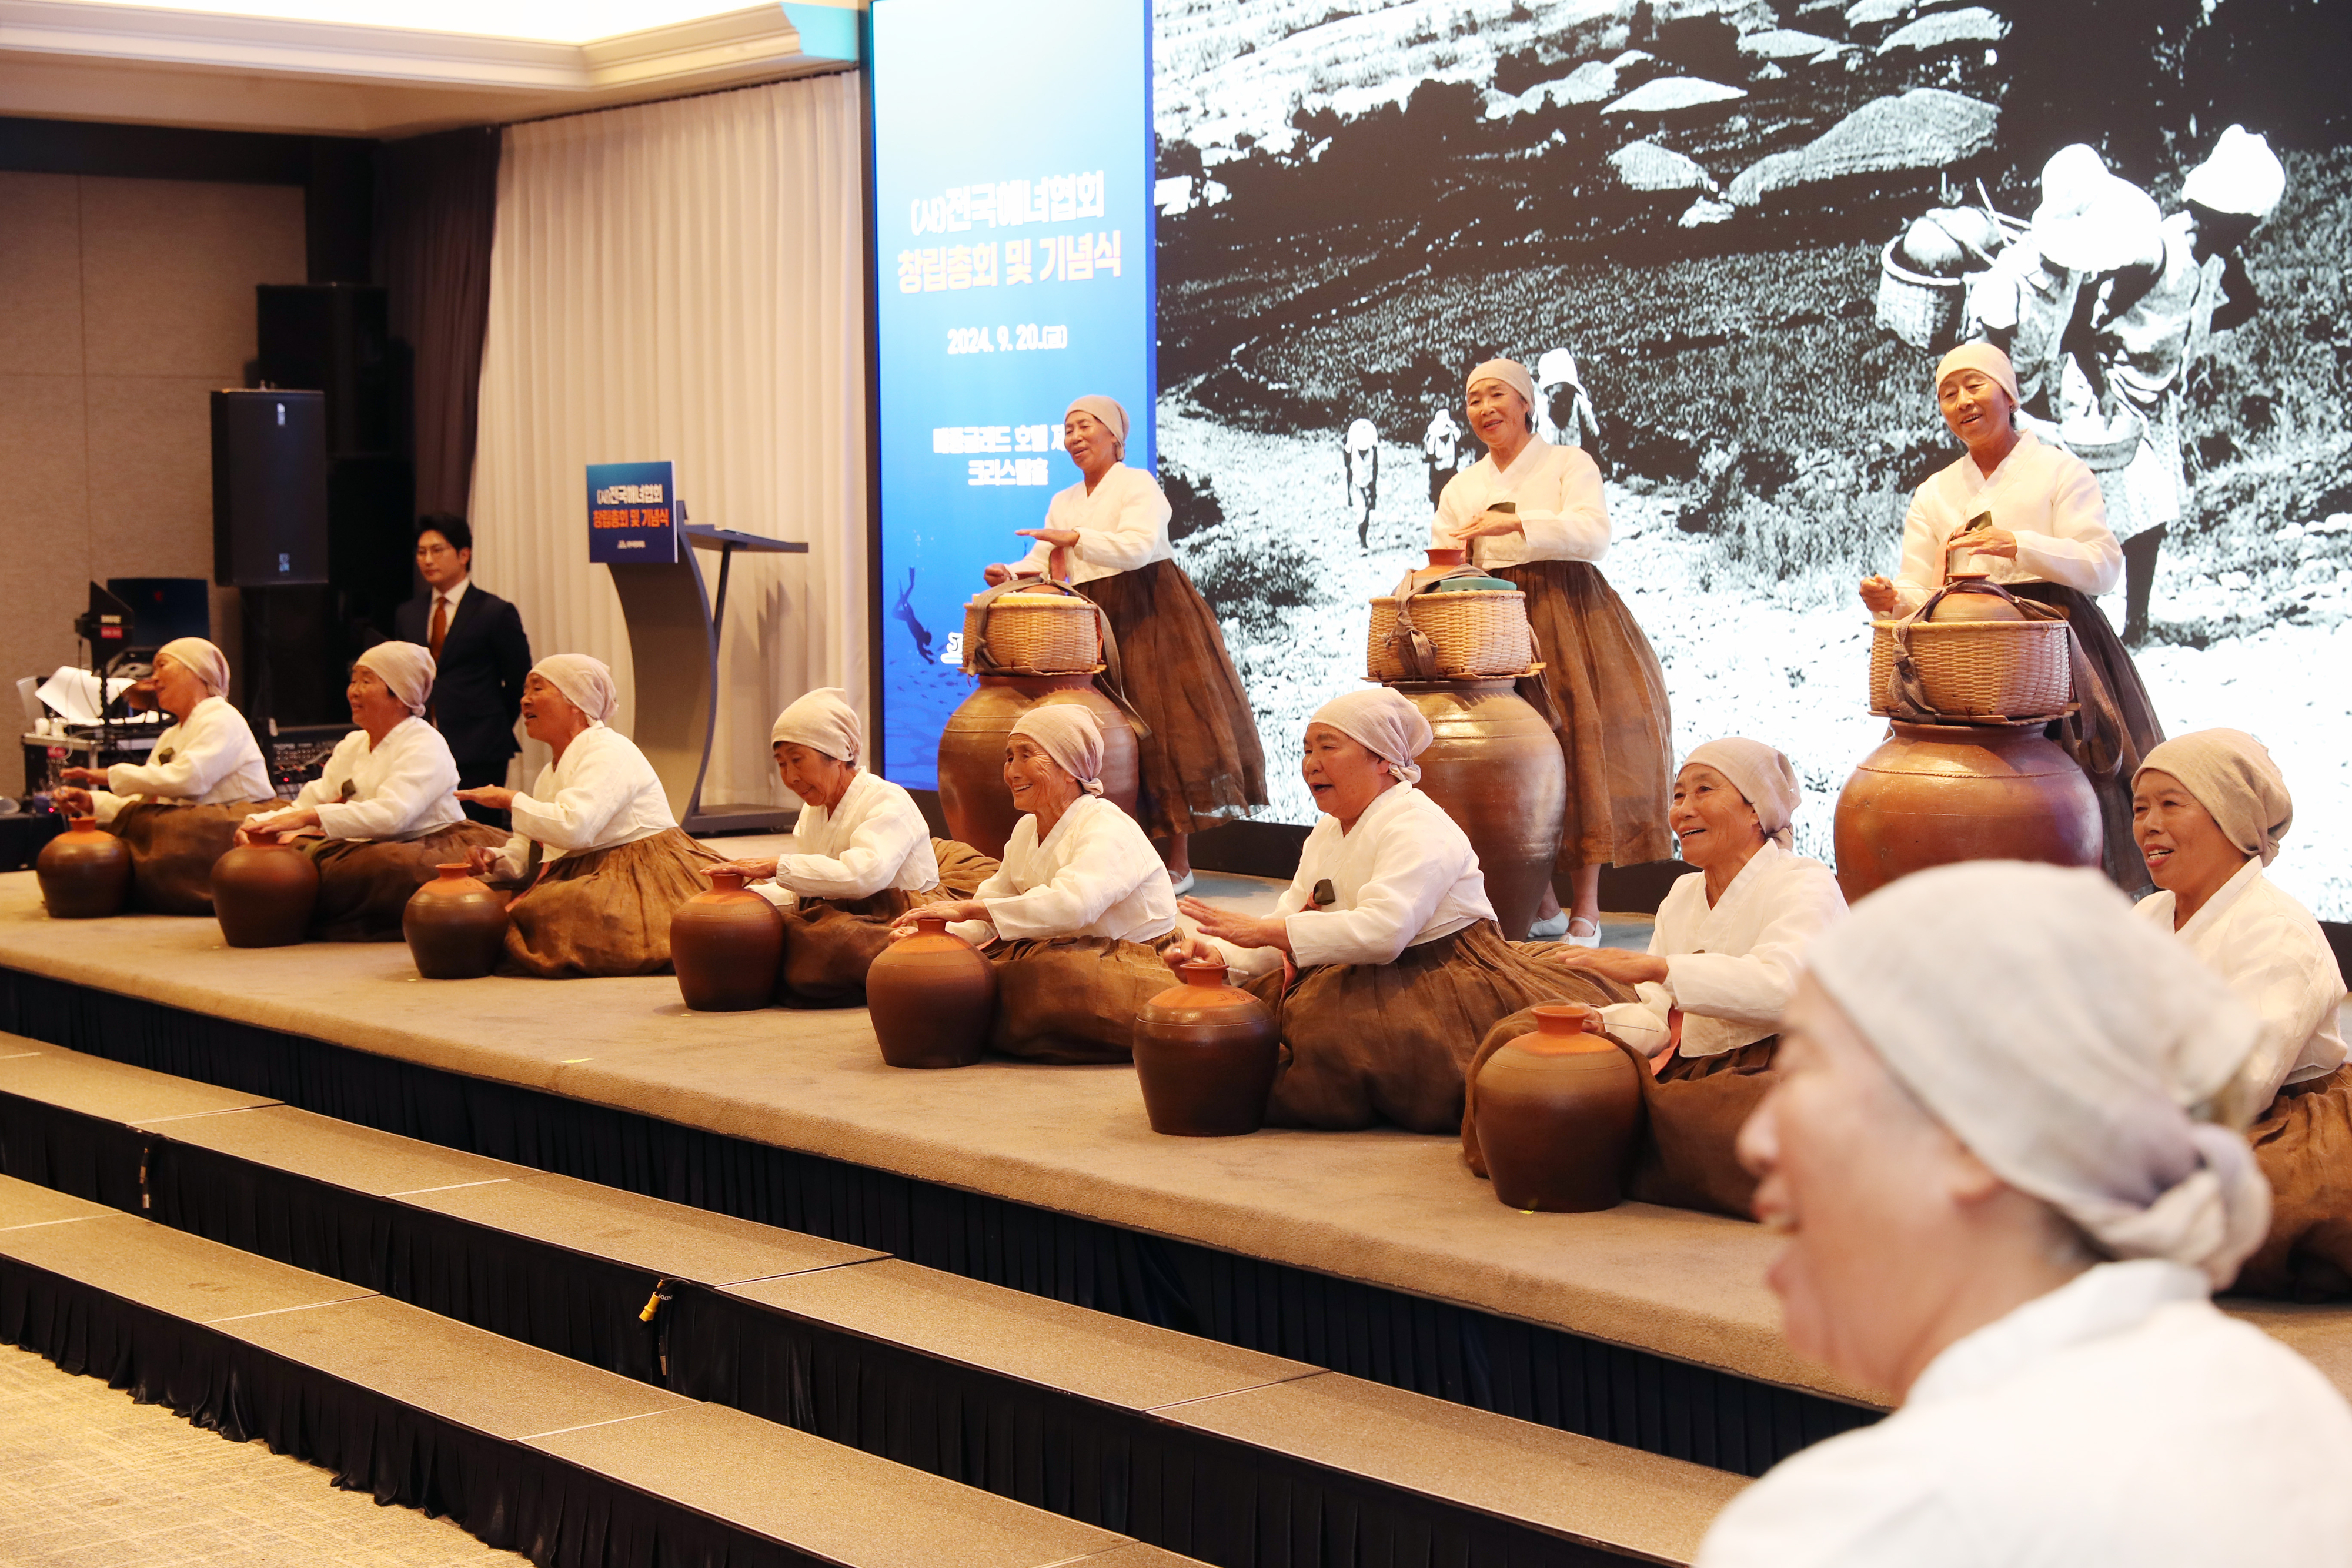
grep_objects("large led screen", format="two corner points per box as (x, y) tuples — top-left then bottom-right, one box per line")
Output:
(1148, 0), (2351, 917)
(871, 0), (1155, 790)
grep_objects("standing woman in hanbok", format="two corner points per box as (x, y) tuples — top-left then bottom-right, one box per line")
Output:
(51, 637), (276, 915)
(1859, 342), (2164, 892)
(458, 654), (719, 977)
(983, 395), (1267, 893)
(1436, 359), (1673, 946)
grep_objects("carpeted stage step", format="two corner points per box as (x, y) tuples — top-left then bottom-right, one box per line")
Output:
(0, 1172), (1195, 1568)
(0, 1036), (1747, 1565)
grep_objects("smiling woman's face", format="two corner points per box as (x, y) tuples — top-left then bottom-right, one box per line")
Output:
(1670, 763), (1764, 871)
(2133, 769), (2246, 904)
(346, 663), (410, 734)
(1937, 369), (2014, 452)
(1003, 735), (1082, 818)
(1465, 379), (1532, 452)
(145, 652), (211, 720)
(1300, 722), (1392, 827)
(1063, 411), (1119, 473)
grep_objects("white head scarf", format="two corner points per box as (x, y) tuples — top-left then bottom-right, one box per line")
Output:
(2033, 143), (2163, 272)
(1808, 861), (2273, 1288)
(155, 637), (230, 696)
(770, 687), (861, 764)
(1935, 341), (2022, 409)
(1465, 357), (1537, 422)
(1065, 396), (1129, 460)
(1009, 704), (1107, 796)
(355, 641), (435, 716)
(2136, 729), (2293, 868)
(532, 654), (619, 724)
(1309, 688), (1432, 785)
(2181, 125), (2286, 222)
(1683, 738), (1800, 849)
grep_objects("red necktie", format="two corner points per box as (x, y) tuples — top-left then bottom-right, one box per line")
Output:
(429, 596), (449, 660)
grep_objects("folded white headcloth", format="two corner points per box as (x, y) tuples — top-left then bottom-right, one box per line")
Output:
(770, 687), (861, 763)
(532, 654), (619, 724)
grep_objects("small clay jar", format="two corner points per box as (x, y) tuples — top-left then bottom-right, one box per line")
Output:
(1927, 575), (2027, 624)
(671, 868), (785, 1011)
(1134, 957), (1280, 1136)
(403, 864), (510, 979)
(36, 816), (131, 919)
(209, 841), (320, 948)
(865, 915), (997, 1068)
(1474, 1005), (1642, 1213)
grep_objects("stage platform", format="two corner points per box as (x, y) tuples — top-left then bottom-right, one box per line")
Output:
(1, 868), (2345, 1473)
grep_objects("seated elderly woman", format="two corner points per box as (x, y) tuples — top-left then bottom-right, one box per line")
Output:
(2129, 728), (2351, 1300)
(459, 654), (717, 978)
(1168, 689), (1620, 1134)
(891, 706), (1175, 1062)
(52, 637), (276, 915)
(1461, 738), (1847, 1215)
(1696, 862), (2352, 1564)
(237, 643), (506, 941)
(709, 687), (996, 1004)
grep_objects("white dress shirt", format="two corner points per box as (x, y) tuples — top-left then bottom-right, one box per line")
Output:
(255, 717), (465, 842)
(90, 694), (272, 823)
(1214, 784), (1494, 978)
(949, 793), (1174, 947)
(1008, 463), (1175, 586)
(1697, 1261), (2352, 1568)
(1431, 436), (1609, 570)
(427, 576), (470, 633)
(2136, 859), (2348, 1106)
(1887, 432), (2122, 614)
(753, 769), (938, 907)
(489, 723), (676, 873)
(1600, 842), (1849, 1061)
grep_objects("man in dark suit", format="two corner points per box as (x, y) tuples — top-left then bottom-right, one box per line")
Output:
(395, 514), (530, 828)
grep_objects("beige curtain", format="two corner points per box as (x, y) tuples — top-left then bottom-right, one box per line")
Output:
(470, 73), (866, 809)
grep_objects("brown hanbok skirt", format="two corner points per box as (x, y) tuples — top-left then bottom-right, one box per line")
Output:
(1076, 558), (1268, 838)
(500, 827), (720, 979)
(1245, 920), (1628, 1134)
(107, 800), (279, 915)
(2232, 1066), (2352, 1301)
(1494, 560), (1674, 870)
(1464, 1016), (1775, 1221)
(2009, 583), (2165, 894)
(301, 822), (511, 942)
(776, 838), (1000, 1006)
(983, 934), (1177, 1064)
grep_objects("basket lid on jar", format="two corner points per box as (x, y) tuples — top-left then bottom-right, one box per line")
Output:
(990, 592), (1090, 608)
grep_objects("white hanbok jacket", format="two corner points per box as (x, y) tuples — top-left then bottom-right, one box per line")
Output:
(489, 723), (676, 874)
(753, 770), (938, 908)
(1599, 842), (1847, 1061)
(1214, 783), (1494, 979)
(268, 718), (465, 842)
(950, 794), (1174, 947)
(1888, 432), (2122, 615)
(90, 695), (272, 823)
(1431, 436), (1608, 570)
(2136, 858), (2348, 1108)
(1696, 1261), (2352, 1567)
(1008, 463), (1174, 586)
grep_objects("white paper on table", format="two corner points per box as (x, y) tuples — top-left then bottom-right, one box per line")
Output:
(36, 666), (141, 726)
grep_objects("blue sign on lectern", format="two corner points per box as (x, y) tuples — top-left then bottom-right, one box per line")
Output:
(586, 460), (679, 564)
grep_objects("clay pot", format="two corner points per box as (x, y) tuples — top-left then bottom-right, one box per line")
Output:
(1133, 957), (1281, 1136)
(1387, 680), (1566, 941)
(209, 842), (320, 948)
(865, 915), (997, 1068)
(403, 864), (510, 979)
(1833, 720), (2100, 903)
(671, 869), (785, 1011)
(1927, 577), (2027, 623)
(1473, 1005), (1643, 1213)
(936, 674), (1140, 858)
(35, 816), (131, 920)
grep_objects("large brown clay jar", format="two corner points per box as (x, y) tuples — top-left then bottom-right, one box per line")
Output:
(1388, 680), (1566, 941)
(936, 674), (1141, 858)
(1834, 720), (2100, 903)
(1133, 957), (1281, 1136)
(1474, 1005), (1643, 1212)
(210, 842), (320, 948)
(865, 915), (997, 1068)
(403, 864), (510, 979)
(671, 869), (785, 1011)
(36, 816), (132, 919)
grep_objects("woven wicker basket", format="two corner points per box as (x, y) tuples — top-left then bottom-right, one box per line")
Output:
(962, 591), (1101, 675)
(1869, 618), (2073, 721)
(1874, 214), (2024, 352)
(1367, 591), (1535, 680)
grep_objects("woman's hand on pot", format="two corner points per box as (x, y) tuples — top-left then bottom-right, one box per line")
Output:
(1160, 931), (1222, 971)
(1555, 946), (1668, 986)
(709, 857), (777, 882)
(890, 898), (985, 939)
(1177, 896), (1289, 952)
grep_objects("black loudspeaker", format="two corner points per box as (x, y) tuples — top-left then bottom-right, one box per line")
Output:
(211, 390), (329, 587)
(256, 283), (392, 458)
(105, 577), (209, 654)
